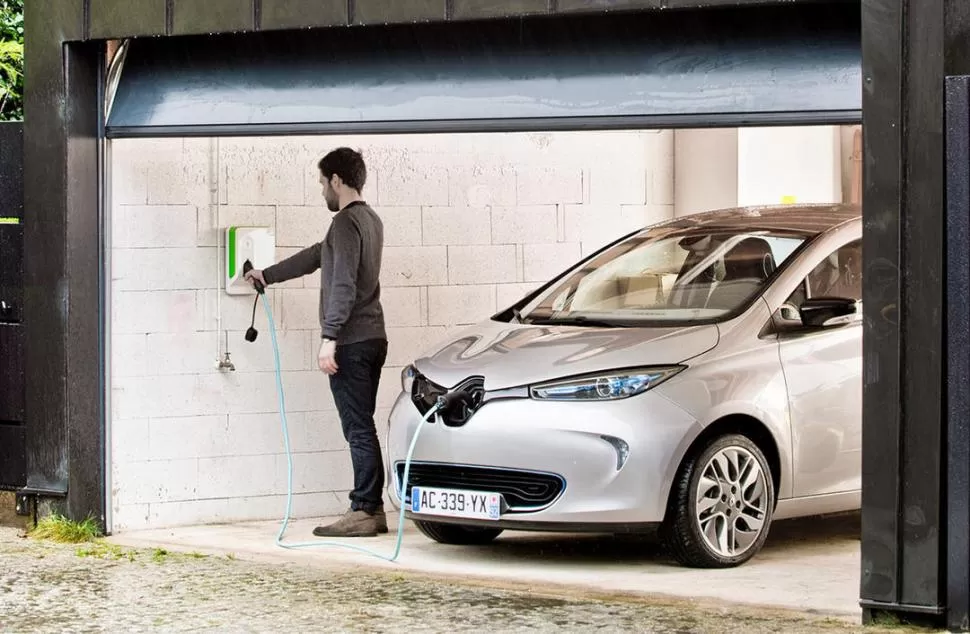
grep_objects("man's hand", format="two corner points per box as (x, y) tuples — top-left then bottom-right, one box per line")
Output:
(244, 268), (267, 288)
(318, 339), (338, 375)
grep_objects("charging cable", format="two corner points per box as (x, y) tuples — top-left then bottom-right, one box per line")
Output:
(242, 260), (442, 562)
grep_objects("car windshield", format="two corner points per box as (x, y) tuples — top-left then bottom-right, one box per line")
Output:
(520, 225), (808, 326)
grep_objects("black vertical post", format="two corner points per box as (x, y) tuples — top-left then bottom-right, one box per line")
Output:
(22, 2), (106, 526)
(945, 74), (970, 633)
(861, 0), (970, 629)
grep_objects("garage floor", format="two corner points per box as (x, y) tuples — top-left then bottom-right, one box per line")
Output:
(107, 511), (861, 620)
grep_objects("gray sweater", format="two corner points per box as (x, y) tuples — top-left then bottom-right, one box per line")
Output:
(263, 201), (387, 345)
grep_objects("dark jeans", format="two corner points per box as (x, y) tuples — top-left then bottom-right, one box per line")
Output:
(328, 338), (388, 514)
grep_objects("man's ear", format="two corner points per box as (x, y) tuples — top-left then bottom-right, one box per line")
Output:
(330, 173), (343, 190)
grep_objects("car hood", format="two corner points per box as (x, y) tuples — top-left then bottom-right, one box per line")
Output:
(413, 319), (719, 391)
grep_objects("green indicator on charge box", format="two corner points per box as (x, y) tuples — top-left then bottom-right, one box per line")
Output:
(0, 217), (20, 224)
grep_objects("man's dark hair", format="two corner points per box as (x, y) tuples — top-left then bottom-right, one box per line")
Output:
(318, 147), (367, 192)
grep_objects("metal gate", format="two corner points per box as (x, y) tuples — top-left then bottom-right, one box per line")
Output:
(0, 122), (26, 492)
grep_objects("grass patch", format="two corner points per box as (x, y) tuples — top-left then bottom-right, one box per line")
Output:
(29, 514), (101, 543)
(152, 548), (168, 563)
(75, 541), (136, 562)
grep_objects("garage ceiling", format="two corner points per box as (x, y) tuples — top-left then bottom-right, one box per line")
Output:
(105, 4), (861, 137)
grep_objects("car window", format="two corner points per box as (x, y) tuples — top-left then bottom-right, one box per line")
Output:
(784, 239), (862, 310)
(521, 226), (808, 325)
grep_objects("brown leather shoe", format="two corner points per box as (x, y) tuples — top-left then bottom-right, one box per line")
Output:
(312, 510), (381, 538)
(374, 508), (388, 534)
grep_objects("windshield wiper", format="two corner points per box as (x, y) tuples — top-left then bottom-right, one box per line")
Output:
(528, 315), (626, 328)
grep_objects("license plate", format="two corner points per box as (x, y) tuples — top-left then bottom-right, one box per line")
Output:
(410, 486), (502, 520)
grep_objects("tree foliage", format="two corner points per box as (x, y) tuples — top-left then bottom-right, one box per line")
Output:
(0, 0), (24, 121)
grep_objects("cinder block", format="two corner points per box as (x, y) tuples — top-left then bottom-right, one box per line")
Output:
(453, 0), (547, 19)
(149, 416), (229, 461)
(303, 410), (348, 453)
(196, 205), (276, 247)
(144, 499), (229, 529)
(496, 283), (540, 310)
(381, 287), (424, 327)
(291, 451), (354, 493)
(277, 206), (332, 249)
(647, 131), (676, 205)
(281, 288), (323, 331)
(112, 205), (198, 248)
(261, 0), (348, 30)
(382, 246), (449, 287)
(197, 454), (280, 499)
(110, 504), (151, 531)
(386, 326), (451, 366)
(622, 204), (676, 228)
(181, 138), (219, 208)
(377, 365), (405, 410)
(428, 285), (496, 326)
(588, 163), (648, 205)
(111, 334), (149, 378)
(216, 371), (288, 416)
(111, 247), (217, 292)
(112, 290), (202, 334)
(448, 165), (517, 208)
(524, 243), (582, 283)
(557, 0), (661, 12)
(114, 458), (200, 504)
(490, 205), (558, 245)
(110, 418), (150, 464)
(228, 329), (311, 373)
(447, 245), (517, 285)
(516, 167), (584, 205)
(378, 162), (450, 207)
(146, 143), (199, 206)
(564, 203), (641, 247)
(421, 207), (491, 246)
(146, 329), (308, 375)
(222, 140), (305, 206)
(354, 0), (446, 24)
(375, 206), (422, 247)
(111, 139), (187, 206)
(201, 288), (281, 333)
(281, 371), (338, 413)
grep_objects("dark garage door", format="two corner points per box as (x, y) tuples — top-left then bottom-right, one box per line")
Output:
(104, 3), (861, 138)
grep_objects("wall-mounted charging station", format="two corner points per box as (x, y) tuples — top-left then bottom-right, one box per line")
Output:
(225, 226), (275, 295)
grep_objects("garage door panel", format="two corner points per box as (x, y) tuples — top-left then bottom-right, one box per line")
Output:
(106, 4), (861, 135)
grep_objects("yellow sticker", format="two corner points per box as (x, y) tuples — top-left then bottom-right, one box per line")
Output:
(781, 196), (797, 205)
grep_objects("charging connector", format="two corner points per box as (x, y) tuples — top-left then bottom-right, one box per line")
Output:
(242, 259), (262, 342)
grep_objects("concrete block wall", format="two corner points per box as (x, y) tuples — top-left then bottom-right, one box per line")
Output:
(107, 130), (675, 531)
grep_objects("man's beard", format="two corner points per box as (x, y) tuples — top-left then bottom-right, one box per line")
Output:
(325, 193), (339, 211)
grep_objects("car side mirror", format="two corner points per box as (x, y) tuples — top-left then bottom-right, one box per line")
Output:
(798, 297), (861, 328)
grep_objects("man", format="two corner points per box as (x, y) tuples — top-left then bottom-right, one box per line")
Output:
(245, 147), (389, 538)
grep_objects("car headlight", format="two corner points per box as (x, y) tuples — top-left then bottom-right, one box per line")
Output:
(529, 366), (684, 401)
(401, 364), (417, 393)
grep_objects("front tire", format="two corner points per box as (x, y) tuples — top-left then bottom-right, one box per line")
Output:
(413, 520), (504, 545)
(662, 433), (775, 568)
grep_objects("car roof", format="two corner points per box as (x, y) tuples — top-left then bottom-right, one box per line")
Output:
(652, 203), (861, 237)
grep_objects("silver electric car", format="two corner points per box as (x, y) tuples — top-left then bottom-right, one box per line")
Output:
(386, 203), (863, 568)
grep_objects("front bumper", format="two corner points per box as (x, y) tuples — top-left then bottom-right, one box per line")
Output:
(385, 387), (701, 528)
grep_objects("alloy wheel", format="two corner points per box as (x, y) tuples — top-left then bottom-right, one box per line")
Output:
(694, 446), (769, 558)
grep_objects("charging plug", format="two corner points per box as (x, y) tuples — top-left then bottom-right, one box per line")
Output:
(241, 258), (263, 342)
(242, 259), (265, 295)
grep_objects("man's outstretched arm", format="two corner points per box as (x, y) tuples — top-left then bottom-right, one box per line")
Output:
(250, 241), (322, 286)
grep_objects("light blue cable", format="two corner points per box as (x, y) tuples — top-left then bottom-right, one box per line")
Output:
(260, 293), (437, 562)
